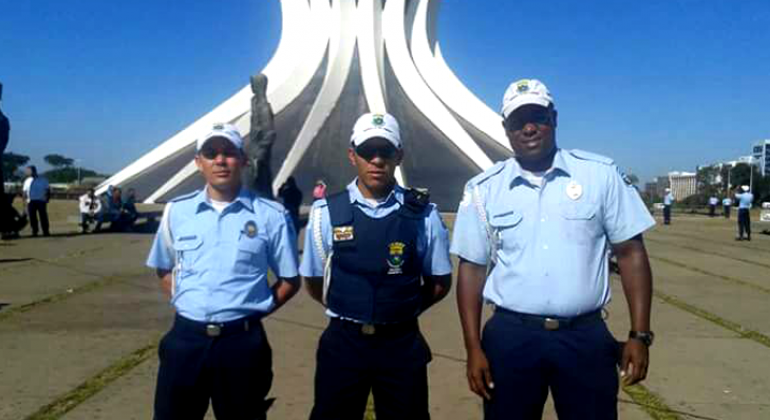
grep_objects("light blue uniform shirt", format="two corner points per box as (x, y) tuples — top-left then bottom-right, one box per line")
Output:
(735, 192), (754, 209)
(146, 188), (299, 323)
(450, 149), (655, 318)
(300, 180), (452, 309)
(664, 193), (674, 206)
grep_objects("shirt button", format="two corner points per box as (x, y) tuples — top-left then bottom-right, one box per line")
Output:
(541, 218), (546, 222)
(543, 245), (549, 250)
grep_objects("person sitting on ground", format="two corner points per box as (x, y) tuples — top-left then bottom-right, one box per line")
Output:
(122, 188), (139, 230)
(1, 192), (27, 240)
(79, 189), (102, 234)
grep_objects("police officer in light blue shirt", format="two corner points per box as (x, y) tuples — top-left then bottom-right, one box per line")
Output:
(301, 112), (452, 420)
(452, 79), (656, 420)
(146, 123), (300, 420)
(735, 185), (754, 240)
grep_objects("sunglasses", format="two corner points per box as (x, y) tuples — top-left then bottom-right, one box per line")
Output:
(355, 143), (399, 161)
(199, 147), (241, 160)
(504, 109), (553, 132)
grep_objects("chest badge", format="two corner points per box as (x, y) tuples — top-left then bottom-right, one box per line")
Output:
(566, 181), (583, 201)
(387, 242), (406, 275)
(244, 221), (258, 238)
(333, 226), (354, 242)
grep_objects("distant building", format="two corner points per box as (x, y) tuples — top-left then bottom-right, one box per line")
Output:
(752, 140), (770, 176)
(669, 171), (696, 199)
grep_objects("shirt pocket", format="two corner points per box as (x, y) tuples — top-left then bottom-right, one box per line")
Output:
(560, 202), (602, 245)
(173, 235), (204, 275)
(489, 211), (524, 255)
(234, 235), (267, 275)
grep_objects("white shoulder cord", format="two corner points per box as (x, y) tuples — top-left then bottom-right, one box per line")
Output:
(312, 206), (333, 305)
(159, 203), (176, 296)
(472, 185), (497, 272)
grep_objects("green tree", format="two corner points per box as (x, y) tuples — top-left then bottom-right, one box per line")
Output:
(42, 167), (101, 184)
(44, 153), (74, 168)
(2, 152), (30, 181)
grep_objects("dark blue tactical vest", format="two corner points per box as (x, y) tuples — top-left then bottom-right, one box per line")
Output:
(326, 190), (429, 323)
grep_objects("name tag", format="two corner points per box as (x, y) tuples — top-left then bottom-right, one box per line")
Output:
(333, 226), (354, 242)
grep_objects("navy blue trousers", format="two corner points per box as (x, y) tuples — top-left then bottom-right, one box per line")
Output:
(482, 311), (620, 420)
(154, 314), (273, 420)
(738, 209), (751, 239)
(309, 318), (432, 420)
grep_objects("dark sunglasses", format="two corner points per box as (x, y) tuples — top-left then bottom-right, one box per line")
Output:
(199, 147), (241, 160)
(504, 109), (553, 132)
(355, 143), (399, 161)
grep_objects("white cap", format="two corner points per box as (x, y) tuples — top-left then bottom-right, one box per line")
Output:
(501, 79), (554, 119)
(197, 123), (244, 151)
(351, 113), (402, 149)
(742, 185), (750, 192)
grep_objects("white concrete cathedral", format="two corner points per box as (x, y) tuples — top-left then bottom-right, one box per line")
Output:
(99, 0), (512, 210)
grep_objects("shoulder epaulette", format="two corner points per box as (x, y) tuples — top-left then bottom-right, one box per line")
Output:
(567, 149), (615, 166)
(255, 196), (287, 213)
(470, 160), (508, 186)
(169, 190), (200, 203)
(402, 187), (431, 218)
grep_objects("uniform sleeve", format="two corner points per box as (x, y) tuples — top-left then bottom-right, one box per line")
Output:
(449, 183), (490, 265)
(299, 202), (330, 278)
(266, 209), (300, 279)
(603, 167), (656, 244)
(422, 206), (452, 276)
(146, 204), (175, 270)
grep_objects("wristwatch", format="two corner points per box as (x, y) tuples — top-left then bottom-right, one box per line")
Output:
(628, 331), (655, 347)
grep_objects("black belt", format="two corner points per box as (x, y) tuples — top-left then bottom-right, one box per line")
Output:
(173, 313), (264, 338)
(331, 317), (418, 336)
(494, 307), (602, 331)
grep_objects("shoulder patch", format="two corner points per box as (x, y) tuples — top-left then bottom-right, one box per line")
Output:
(469, 160), (508, 187)
(568, 149), (615, 166)
(169, 190), (200, 203)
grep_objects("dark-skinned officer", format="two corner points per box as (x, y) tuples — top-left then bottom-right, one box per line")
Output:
(452, 79), (655, 420)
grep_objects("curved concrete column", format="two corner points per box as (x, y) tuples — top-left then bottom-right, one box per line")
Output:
(272, 0), (358, 194)
(410, 0), (510, 151)
(383, 0), (493, 172)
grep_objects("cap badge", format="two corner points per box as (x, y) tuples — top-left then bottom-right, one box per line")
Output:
(333, 226), (354, 242)
(372, 114), (385, 126)
(387, 242), (406, 275)
(566, 181), (583, 201)
(516, 80), (530, 93)
(213, 123), (225, 130)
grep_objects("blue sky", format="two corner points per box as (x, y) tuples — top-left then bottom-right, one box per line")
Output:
(1, 0), (768, 183)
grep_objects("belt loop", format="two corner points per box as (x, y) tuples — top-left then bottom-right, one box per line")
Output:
(245, 320), (250, 332)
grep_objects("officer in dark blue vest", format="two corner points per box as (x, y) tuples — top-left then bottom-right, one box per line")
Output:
(300, 112), (452, 420)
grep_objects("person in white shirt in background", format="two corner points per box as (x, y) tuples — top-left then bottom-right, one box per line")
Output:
(22, 165), (50, 237)
(78, 188), (102, 234)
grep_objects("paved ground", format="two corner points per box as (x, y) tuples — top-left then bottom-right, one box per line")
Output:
(1, 200), (769, 419)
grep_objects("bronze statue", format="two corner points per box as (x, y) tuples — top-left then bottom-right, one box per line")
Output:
(246, 74), (277, 199)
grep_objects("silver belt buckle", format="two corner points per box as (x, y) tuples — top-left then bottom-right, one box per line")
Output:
(544, 318), (560, 331)
(361, 323), (376, 335)
(206, 324), (222, 337)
